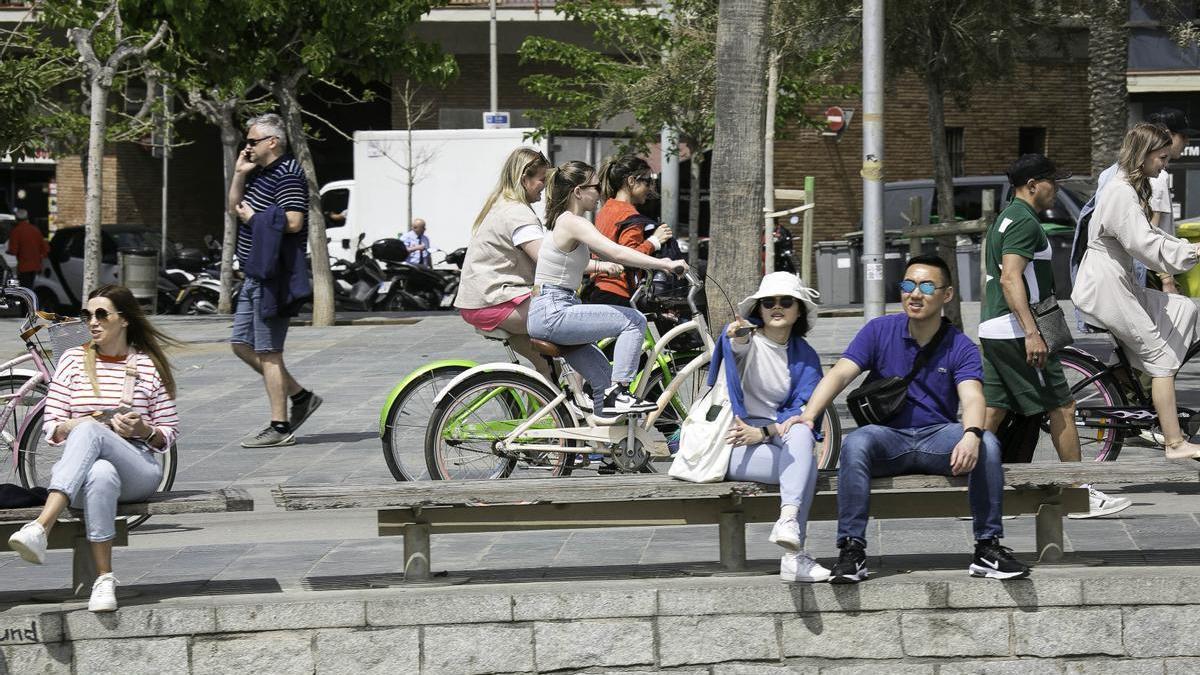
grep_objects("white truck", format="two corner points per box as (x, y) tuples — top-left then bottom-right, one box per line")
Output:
(318, 128), (549, 262)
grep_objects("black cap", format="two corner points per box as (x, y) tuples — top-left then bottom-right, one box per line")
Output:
(1006, 154), (1072, 188)
(1146, 107), (1198, 137)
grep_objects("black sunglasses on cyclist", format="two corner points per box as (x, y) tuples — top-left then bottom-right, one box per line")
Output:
(81, 308), (121, 323)
(759, 296), (796, 310)
(899, 279), (947, 295)
(579, 182), (600, 191)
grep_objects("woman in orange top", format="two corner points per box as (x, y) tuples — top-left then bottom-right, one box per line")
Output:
(585, 156), (674, 306)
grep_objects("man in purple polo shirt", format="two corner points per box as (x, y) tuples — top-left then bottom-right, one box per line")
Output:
(797, 255), (1029, 583)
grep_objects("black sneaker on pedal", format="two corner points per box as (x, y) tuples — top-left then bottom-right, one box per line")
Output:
(829, 539), (868, 584)
(969, 538), (1031, 580)
(601, 385), (656, 415)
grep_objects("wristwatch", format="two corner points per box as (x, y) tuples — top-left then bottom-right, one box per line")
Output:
(964, 426), (984, 439)
(760, 426), (771, 440)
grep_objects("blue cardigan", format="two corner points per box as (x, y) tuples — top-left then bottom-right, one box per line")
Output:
(708, 320), (824, 425)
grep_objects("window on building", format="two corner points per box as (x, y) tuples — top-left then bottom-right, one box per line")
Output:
(1019, 127), (1047, 156)
(946, 127), (965, 177)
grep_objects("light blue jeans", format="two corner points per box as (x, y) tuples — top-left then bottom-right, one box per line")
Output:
(48, 422), (163, 542)
(726, 419), (818, 543)
(528, 285), (647, 413)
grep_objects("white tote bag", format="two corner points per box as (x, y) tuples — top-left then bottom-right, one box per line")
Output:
(669, 367), (736, 483)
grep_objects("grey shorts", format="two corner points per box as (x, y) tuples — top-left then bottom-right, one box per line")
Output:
(230, 277), (289, 353)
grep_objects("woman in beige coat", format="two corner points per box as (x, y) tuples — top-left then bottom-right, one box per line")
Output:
(1072, 123), (1200, 459)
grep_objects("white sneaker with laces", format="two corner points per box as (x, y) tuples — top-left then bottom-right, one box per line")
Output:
(7, 521), (47, 564)
(780, 552), (831, 583)
(1068, 486), (1133, 519)
(600, 385), (657, 415)
(768, 517), (802, 551)
(88, 573), (118, 612)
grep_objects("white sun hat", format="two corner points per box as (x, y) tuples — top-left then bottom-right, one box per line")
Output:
(736, 272), (820, 328)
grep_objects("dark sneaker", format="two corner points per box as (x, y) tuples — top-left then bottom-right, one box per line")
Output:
(969, 538), (1031, 580)
(600, 385), (656, 415)
(829, 539), (868, 584)
(289, 392), (323, 432)
(240, 425), (296, 448)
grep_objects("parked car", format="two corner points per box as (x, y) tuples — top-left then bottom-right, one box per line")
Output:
(880, 174), (1090, 232)
(5, 224), (177, 313)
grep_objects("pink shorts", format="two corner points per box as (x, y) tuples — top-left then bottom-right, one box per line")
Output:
(460, 293), (531, 332)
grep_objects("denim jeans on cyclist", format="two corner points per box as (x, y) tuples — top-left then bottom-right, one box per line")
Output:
(527, 285), (647, 413)
(48, 423), (163, 542)
(836, 422), (1003, 545)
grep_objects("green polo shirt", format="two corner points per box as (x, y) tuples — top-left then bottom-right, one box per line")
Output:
(979, 197), (1056, 340)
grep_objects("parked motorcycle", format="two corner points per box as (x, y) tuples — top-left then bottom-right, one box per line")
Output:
(369, 239), (462, 311)
(176, 273), (240, 315)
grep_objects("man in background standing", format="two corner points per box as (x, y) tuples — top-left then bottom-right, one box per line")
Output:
(7, 209), (47, 290)
(401, 218), (432, 267)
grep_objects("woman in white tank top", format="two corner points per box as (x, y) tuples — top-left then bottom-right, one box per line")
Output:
(526, 161), (690, 421)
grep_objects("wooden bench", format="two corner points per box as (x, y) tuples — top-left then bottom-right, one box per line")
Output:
(273, 461), (1197, 582)
(0, 489), (253, 595)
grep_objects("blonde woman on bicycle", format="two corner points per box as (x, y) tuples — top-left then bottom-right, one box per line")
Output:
(1073, 123), (1200, 460)
(8, 285), (180, 612)
(527, 160), (688, 421)
(456, 148), (621, 379)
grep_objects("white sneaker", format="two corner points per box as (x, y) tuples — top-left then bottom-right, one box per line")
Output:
(7, 521), (47, 564)
(600, 385), (657, 415)
(88, 573), (118, 612)
(768, 517), (802, 551)
(780, 551), (831, 583)
(1068, 486), (1133, 519)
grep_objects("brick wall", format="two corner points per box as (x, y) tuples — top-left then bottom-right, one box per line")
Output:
(54, 122), (226, 248)
(773, 60), (1092, 248)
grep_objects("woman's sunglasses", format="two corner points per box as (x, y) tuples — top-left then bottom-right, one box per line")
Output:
(899, 279), (947, 295)
(81, 308), (122, 323)
(760, 296), (796, 310)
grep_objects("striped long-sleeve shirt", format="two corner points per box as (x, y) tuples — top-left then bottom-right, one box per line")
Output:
(43, 347), (179, 451)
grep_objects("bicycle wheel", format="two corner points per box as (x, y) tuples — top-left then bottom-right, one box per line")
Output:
(640, 361), (708, 451)
(18, 409), (178, 529)
(0, 374), (48, 480)
(1057, 350), (1125, 461)
(816, 404), (842, 470)
(425, 371), (575, 480)
(381, 364), (470, 481)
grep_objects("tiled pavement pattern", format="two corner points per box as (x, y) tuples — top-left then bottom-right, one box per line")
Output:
(0, 302), (1196, 600)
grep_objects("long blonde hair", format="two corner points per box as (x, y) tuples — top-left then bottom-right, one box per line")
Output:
(543, 161), (594, 229)
(83, 285), (182, 399)
(1118, 122), (1173, 217)
(472, 147), (550, 230)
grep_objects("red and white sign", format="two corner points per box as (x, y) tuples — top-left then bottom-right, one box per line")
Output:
(825, 106), (846, 133)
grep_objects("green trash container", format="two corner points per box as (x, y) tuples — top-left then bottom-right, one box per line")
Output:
(1176, 219), (1200, 297)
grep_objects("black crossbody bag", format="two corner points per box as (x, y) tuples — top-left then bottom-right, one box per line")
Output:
(846, 319), (950, 427)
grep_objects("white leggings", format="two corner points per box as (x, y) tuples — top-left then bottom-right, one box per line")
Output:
(48, 422), (163, 542)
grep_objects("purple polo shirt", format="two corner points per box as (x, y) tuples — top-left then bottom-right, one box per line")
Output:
(842, 313), (982, 428)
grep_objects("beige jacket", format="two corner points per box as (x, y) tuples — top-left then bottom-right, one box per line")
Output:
(455, 200), (543, 310)
(1072, 172), (1200, 376)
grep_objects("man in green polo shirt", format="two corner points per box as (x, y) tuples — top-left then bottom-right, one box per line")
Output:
(980, 154), (1130, 519)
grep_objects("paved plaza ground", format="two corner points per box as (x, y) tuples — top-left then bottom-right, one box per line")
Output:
(0, 302), (1197, 601)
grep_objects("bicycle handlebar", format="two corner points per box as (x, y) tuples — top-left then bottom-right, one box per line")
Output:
(0, 282), (40, 329)
(630, 267), (705, 317)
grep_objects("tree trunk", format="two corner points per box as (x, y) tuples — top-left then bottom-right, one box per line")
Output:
(273, 78), (335, 326)
(763, 52), (780, 275)
(218, 108), (240, 314)
(406, 129), (414, 232)
(1089, 0), (1127, 175)
(924, 68), (962, 329)
(687, 151), (703, 269)
(709, 0), (770, 331)
(82, 75), (111, 304)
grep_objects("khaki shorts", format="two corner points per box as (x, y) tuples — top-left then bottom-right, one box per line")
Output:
(981, 337), (1073, 415)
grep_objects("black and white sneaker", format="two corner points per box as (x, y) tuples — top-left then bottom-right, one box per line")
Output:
(600, 385), (657, 415)
(829, 539), (868, 584)
(969, 538), (1031, 580)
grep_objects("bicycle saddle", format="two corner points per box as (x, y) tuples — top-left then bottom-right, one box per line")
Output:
(475, 327), (512, 341)
(530, 339), (568, 357)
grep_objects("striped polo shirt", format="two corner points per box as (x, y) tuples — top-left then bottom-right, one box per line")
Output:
(44, 347), (180, 450)
(237, 154), (309, 268)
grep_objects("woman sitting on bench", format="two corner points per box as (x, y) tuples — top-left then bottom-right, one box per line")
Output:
(8, 285), (180, 612)
(526, 160), (688, 421)
(715, 273), (829, 583)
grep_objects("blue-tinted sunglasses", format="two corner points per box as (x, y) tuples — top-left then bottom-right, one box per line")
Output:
(899, 279), (947, 295)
